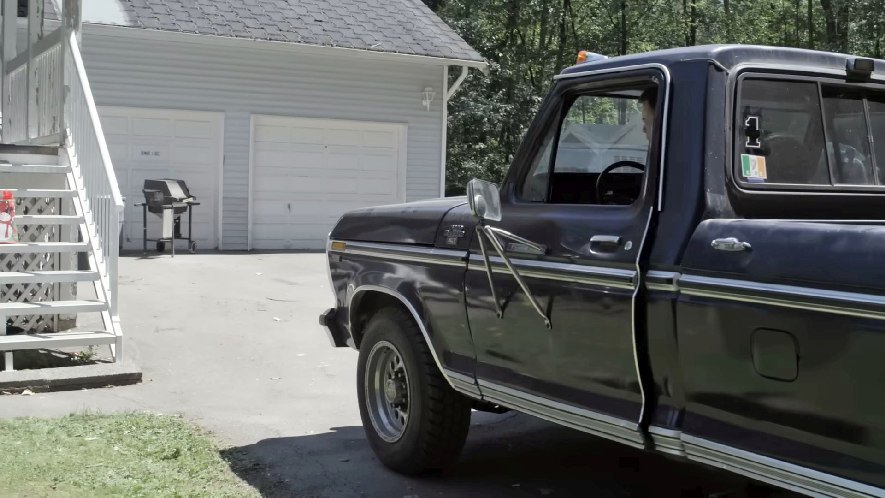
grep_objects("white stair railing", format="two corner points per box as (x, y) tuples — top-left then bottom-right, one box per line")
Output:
(2, 15), (124, 332)
(1, 28), (65, 144)
(64, 31), (124, 324)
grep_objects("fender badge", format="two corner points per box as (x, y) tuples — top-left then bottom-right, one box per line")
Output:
(442, 224), (466, 245)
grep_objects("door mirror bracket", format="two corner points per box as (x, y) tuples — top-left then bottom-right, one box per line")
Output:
(467, 178), (551, 329)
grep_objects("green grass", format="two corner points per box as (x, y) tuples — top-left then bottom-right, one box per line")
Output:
(0, 413), (258, 497)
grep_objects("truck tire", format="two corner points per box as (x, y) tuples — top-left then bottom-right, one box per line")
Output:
(356, 306), (471, 475)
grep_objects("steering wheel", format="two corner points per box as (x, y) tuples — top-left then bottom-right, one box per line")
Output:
(595, 160), (645, 205)
(836, 143), (871, 184)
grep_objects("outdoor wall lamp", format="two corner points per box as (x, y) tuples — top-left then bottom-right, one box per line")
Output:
(422, 87), (436, 111)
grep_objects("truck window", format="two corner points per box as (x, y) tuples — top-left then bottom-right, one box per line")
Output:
(735, 79), (829, 185)
(520, 87), (654, 205)
(736, 77), (885, 189)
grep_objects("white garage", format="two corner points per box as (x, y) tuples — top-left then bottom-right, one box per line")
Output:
(249, 116), (407, 250)
(100, 107), (223, 251)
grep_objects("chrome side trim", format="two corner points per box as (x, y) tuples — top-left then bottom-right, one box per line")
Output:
(631, 205), (654, 425)
(554, 63), (672, 212)
(444, 368), (482, 397)
(645, 270), (681, 292)
(649, 425), (685, 457)
(467, 254), (635, 290)
(477, 378), (645, 449)
(349, 284), (462, 393)
(680, 275), (885, 321)
(682, 435), (884, 498)
(335, 240), (466, 268)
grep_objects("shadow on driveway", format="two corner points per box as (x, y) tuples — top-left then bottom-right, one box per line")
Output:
(220, 413), (796, 498)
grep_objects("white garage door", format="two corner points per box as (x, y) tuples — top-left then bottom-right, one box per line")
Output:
(100, 107), (223, 251)
(250, 116), (406, 250)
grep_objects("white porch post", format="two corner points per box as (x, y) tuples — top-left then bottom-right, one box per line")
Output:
(26, 0), (45, 141)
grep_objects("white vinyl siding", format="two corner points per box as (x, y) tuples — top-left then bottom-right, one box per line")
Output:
(80, 24), (445, 250)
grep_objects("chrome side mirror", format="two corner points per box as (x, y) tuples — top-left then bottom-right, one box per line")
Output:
(467, 179), (502, 222)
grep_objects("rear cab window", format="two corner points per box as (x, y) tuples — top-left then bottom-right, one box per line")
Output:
(735, 75), (885, 191)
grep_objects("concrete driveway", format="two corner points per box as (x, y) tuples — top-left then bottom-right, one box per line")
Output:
(0, 253), (794, 497)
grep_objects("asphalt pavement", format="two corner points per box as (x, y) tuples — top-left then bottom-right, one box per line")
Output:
(0, 252), (796, 497)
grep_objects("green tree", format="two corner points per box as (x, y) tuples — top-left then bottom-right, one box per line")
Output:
(426, 0), (884, 194)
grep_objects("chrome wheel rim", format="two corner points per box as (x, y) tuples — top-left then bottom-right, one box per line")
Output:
(365, 340), (410, 443)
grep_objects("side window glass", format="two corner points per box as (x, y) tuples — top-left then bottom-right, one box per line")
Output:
(520, 134), (555, 202)
(737, 80), (828, 185)
(868, 97), (885, 183)
(823, 88), (877, 185)
(518, 88), (655, 205)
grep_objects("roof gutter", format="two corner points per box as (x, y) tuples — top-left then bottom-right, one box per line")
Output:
(440, 64), (481, 196)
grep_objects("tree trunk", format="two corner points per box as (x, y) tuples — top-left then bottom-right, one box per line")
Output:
(820, 0), (849, 52)
(724, 0), (731, 43)
(555, 0), (567, 69)
(808, 0), (814, 48)
(620, 0), (627, 55)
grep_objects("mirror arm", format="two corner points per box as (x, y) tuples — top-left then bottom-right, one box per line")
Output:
(475, 226), (504, 319)
(480, 225), (552, 329)
(486, 226), (547, 255)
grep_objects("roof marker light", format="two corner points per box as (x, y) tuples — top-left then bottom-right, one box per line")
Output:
(576, 50), (608, 64)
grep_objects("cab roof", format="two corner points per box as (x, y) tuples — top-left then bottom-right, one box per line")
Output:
(559, 44), (885, 76)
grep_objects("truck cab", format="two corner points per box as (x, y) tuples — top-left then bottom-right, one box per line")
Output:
(321, 45), (885, 497)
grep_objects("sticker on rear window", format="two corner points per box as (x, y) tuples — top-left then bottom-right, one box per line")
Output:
(741, 154), (768, 182)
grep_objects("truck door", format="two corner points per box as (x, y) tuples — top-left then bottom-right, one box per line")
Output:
(464, 68), (667, 446)
(677, 74), (885, 490)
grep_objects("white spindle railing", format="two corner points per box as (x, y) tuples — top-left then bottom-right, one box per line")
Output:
(1, 28), (65, 144)
(3, 63), (28, 143)
(64, 32), (124, 321)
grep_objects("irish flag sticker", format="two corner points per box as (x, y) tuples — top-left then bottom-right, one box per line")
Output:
(741, 153), (768, 181)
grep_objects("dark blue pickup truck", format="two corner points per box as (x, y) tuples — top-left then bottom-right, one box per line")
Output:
(320, 45), (885, 497)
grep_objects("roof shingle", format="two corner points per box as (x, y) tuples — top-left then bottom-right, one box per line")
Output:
(71, 0), (484, 63)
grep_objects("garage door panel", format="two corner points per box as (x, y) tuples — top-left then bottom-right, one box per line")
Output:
(252, 201), (336, 219)
(253, 223), (333, 241)
(131, 117), (172, 137)
(100, 107), (221, 250)
(326, 128), (363, 146)
(254, 175), (326, 194)
(175, 120), (214, 139)
(107, 142), (128, 162)
(102, 116), (130, 136)
(361, 153), (398, 172)
(360, 178), (397, 195)
(172, 144), (217, 165)
(254, 124), (291, 143)
(254, 149), (325, 169)
(364, 130), (397, 148)
(290, 127), (325, 144)
(325, 152), (360, 170)
(251, 116), (404, 250)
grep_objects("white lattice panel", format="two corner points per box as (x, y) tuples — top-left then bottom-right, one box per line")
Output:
(1, 196), (70, 332)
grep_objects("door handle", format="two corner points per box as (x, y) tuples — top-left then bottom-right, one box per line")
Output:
(711, 237), (752, 252)
(589, 235), (622, 253)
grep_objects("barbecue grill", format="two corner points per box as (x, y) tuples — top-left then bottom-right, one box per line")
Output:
(136, 179), (200, 256)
